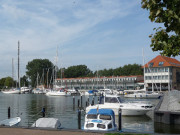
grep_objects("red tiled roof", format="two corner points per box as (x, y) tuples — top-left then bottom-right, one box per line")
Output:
(144, 55), (180, 68)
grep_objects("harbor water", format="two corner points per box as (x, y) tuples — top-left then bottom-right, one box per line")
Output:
(0, 92), (178, 134)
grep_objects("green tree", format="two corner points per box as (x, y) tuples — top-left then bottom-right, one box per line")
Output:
(96, 64), (143, 77)
(63, 65), (93, 78)
(0, 78), (6, 89)
(20, 75), (29, 87)
(141, 0), (180, 57)
(26, 59), (54, 87)
(4, 77), (14, 88)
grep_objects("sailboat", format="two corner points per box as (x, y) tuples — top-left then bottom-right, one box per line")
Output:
(124, 49), (163, 99)
(2, 42), (21, 94)
(0, 42), (22, 126)
(46, 47), (70, 96)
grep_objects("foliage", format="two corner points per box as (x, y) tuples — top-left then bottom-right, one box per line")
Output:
(97, 64), (143, 77)
(20, 75), (29, 87)
(59, 65), (93, 78)
(141, 0), (180, 57)
(26, 59), (54, 87)
(4, 77), (14, 88)
(0, 78), (6, 89)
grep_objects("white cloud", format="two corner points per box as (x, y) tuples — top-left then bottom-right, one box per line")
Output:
(0, 0), (150, 78)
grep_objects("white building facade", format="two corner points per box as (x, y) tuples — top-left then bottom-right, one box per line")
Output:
(144, 55), (180, 91)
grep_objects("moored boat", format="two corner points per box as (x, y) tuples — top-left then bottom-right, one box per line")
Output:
(0, 117), (21, 126)
(46, 87), (71, 96)
(84, 109), (117, 131)
(124, 89), (163, 99)
(32, 118), (61, 129)
(86, 94), (153, 116)
(1, 88), (20, 94)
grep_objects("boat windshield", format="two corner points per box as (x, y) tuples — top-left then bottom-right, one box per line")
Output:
(87, 114), (97, 119)
(99, 115), (111, 120)
(117, 97), (122, 103)
(105, 97), (119, 103)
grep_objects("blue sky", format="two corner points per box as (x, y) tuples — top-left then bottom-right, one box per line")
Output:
(0, 0), (179, 79)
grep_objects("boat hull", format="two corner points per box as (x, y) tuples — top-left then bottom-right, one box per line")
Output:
(46, 91), (71, 96)
(124, 93), (162, 99)
(0, 117), (21, 126)
(86, 104), (150, 116)
(1, 90), (20, 94)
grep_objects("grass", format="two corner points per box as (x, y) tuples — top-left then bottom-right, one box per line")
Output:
(105, 133), (150, 135)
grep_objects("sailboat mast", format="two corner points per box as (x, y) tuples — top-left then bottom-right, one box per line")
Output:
(142, 48), (146, 90)
(18, 41), (20, 88)
(12, 58), (14, 87)
(55, 46), (58, 87)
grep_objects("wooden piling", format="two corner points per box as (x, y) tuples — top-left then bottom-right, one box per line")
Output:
(8, 107), (10, 119)
(118, 109), (122, 131)
(81, 95), (82, 108)
(78, 99), (80, 108)
(73, 96), (75, 110)
(78, 109), (81, 129)
(42, 107), (45, 117)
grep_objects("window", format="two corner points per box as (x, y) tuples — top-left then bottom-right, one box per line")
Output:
(165, 75), (168, 80)
(165, 67), (168, 72)
(108, 123), (112, 129)
(87, 114), (97, 119)
(86, 123), (94, 128)
(105, 97), (119, 103)
(99, 115), (111, 120)
(148, 62), (154, 67)
(97, 124), (106, 129)
(159, 61), (164, 66)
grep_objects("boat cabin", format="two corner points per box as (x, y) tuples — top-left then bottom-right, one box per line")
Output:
(84, 109), (117, 131)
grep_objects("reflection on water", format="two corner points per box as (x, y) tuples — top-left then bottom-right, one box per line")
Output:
(0, 92), (173, 133)
(154, 122), (180, 134)
(122, 116), (153, 133)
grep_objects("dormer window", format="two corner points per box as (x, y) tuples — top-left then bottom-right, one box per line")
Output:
(159, 61), (164, 66)
(148, 62), (154, 67)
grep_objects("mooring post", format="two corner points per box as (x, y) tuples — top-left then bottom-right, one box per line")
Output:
(78, 99), (80, 108)
(88, 96), (89, 106)
(78, 109), (81, 129)
(98, 96), (100, 104)
(8, 107), (10, 119)
(81, 95), (83, 108)
(92, 96), (94, 105)
(86, 101), (88, 107)
(73, 96), (75, 110)
(42, 107), (45, 117)
(118, 109), (122, 131)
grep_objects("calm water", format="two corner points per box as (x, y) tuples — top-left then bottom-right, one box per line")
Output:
(0, 92), (178, 134)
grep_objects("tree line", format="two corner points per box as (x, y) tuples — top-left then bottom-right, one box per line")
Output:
(0, 59), (143, 88)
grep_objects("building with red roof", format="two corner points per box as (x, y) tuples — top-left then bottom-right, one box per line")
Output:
(144, 55), (180, 91)
(56, 75), (144, 90)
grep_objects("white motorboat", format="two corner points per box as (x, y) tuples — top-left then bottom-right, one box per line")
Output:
(86, 94), (153, 116)
(46, 87), (71, 96)
(1, 88), (20, 94)
(32, 118), (61, 129)
(124, 90), (163, 99)
(84, 109), (117, 131)
(33, 88), (46, 94)
(21, 87), (31, 93)
(0, 117), (21, 126)
(67, 88), (80, 96)
(83, 90), (100, 96)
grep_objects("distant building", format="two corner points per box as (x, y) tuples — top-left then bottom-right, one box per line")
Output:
(56, 75), (143, 90)
(144, 55), (180, 91)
